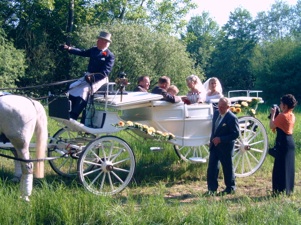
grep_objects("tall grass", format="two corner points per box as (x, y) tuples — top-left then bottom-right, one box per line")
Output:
(0, 107), (300, 224)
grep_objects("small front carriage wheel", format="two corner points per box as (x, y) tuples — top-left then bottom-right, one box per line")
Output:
(174, 145), (209, 163)
(77, 135), (136, 195)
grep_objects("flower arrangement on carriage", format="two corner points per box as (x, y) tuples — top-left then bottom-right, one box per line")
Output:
(113, 120), (175, 141)
(230, 98), (261, 117)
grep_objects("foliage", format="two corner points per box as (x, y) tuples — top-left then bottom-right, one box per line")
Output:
(64, 24), (199, 93)
(254, 1), (296, 42)
(0, 27), (26, 89)
(182, 12), (220, 75)
(208, 8), (258, 92)
(0, 0), (301, 102)
(89, 0), (197, 35)
(0, 109), (300, 224)
(252, 38), (301, 103)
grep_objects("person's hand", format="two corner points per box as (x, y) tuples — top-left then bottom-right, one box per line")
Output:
(59, 44), (70, 51)
(212, 137), (221, 146)
(270, 107), (276, 117)
(182, 97), (191, 105)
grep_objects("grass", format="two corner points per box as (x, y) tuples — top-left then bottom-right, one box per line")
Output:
(0, 105), (300, 224)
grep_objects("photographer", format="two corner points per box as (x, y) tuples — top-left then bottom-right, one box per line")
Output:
(269, 94), (297, 196)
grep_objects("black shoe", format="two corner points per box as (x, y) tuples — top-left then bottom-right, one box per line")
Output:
(217, 189), (235, 196)
(203, 190), (217, 197)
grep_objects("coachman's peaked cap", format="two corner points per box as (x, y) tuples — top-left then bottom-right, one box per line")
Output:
(97, 31), (112, 43)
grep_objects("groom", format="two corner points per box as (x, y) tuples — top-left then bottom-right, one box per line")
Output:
(205, 97), (239, 196)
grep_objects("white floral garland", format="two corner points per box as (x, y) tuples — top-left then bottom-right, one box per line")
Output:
(113, 121), (175, 141)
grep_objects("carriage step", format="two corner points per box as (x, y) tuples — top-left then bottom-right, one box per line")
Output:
(150, 147), (164, 151)
(189, 157), (207, 163)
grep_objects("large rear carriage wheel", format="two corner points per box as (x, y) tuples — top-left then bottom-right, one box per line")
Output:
(234, 116), (268, 177)
(173, 116), (268, 177)
(77, 136), (135, 195)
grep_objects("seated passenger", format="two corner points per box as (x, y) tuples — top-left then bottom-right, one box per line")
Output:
(166, 85), (179, 97)
(151, 76), (181, 103)
(204, 77), (223, 103)
(133, 75), (150, 92)
(181, 74), (206, 104)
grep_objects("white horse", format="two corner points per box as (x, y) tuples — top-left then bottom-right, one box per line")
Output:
(0, 94), (48, 201)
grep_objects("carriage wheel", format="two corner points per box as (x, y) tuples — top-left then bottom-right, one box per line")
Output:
(174, 145), (209, 163)
(48, 128), (96, 177)
(77, 136), (135, 195)
(234, 116), (268, 177)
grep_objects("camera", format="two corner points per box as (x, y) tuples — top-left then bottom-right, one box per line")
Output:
(268, 104), (280, 119)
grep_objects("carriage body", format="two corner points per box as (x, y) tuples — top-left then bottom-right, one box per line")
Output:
(47, 86), (268, 196)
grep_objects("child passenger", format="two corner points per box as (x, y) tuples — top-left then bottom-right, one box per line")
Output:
(166, 85), (179, 97)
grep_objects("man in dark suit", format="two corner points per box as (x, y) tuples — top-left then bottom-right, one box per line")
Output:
(151, 76), (181, 103)
(205, 97), (239, 196)
(133, 75), (150, 92)
(62, 31), (115, 120)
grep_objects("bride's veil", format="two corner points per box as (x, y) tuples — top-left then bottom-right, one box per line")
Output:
(203, 77), (223, 94)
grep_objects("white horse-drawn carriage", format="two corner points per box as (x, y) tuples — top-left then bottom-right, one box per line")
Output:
(45, 83), (268, 196)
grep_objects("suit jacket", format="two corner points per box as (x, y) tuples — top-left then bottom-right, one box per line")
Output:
(151, 86), (180, 103)
(133, 85), (147, 92)
(210, 110), (239, 152)
(69, 47), (115, 81)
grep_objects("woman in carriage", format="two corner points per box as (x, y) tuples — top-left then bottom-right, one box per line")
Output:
(182, 74), (206, 104)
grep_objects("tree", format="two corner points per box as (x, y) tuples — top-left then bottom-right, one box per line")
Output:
(183, 12), (220, 75)
(254, 1), (295, 42)
(0, 27), (26, 89)
(61, 23), (199, 94)
(208, 8), (258, 92)
(252, 39), (301, 103)
(91, 0), (197, 35)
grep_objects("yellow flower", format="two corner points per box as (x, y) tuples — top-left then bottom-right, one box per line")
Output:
(149, 127), (156, 132)
(241, 101), (248, 107)
(118, 121), (125, 127)
(230, 107), (236, 113)
(147, 128), (153, 135)
(126, 121), (134, 126)
(234, 104), (241, 108)
(236, 108), (242, 113)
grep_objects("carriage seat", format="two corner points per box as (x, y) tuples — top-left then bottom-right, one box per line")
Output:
(48, 96), (71, 120)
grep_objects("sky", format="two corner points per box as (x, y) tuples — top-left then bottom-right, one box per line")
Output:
(189, 0), (298, 26)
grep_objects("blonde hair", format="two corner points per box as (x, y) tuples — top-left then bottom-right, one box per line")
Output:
(186, 74), (205, 93)
(167, 85), (179, 95)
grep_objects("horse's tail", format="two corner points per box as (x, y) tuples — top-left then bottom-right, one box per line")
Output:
(32, 100), (48, 178)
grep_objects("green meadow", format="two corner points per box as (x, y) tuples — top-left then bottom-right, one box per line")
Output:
(0, 104), (300, 224)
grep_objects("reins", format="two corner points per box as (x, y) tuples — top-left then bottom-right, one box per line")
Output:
(0, 151), (67, 162)
(0, 79), (78, 91)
